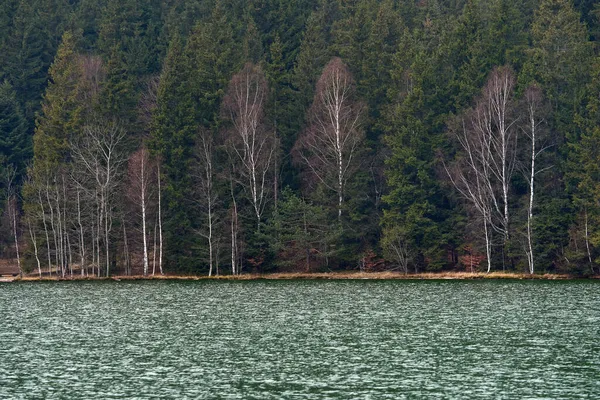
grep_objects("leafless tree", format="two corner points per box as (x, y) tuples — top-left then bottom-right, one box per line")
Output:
(521, 85), (550, 274)
(382, 227), (411, 274)
(139, 75), (160, 129)
(127, 146), (156, 276)
(4, 165), (21, 276)
(294, 57), (365, 221)
(157, 159), (163, 275)
(483, 66), (518, 243)
(192, 128), (221, 276)
(445, 66), (518, 272)
(71, 119), (126, 276)
(222, 63), (275, 229)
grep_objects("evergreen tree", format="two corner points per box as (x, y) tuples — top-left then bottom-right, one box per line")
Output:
(569, 57), (600, 273)
(0, 81), (30, 182)
(99, 45), (139, 133)
(150, 36), (197, 272)
(33, 31), (86, 170)
(522, 0), (592, 134)
(98, 0), (162, 77)
(292, 5), (333, 114)
(522, 0), (593, 271)
(266, 35), (297, 189)
(0, 1), (51, 123)
(381, 20), (461, 271)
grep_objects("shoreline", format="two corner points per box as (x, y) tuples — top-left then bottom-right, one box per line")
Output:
(2, 271), (597, 282)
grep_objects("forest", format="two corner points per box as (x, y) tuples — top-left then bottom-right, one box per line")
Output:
(1, 0), (600, 277)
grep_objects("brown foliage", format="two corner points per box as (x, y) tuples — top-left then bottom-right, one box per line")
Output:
(294, 57), (365, 202)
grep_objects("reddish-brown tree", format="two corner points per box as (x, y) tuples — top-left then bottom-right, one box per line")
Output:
(294, 57), (365, 220)
(222, 63), (275, 228)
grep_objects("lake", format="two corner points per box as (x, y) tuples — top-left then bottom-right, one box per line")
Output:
(1, 280), (599, 399)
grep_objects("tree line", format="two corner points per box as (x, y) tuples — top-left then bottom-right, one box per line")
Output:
(2, 0), (600, 276)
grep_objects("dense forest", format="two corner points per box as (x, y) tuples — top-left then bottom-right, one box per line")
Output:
(1, 0), (600, 276)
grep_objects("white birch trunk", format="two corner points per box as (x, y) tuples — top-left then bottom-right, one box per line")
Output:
(28, 219), (42, 277)
(38, 191), (52, 275)
(152, 219), (157, 276)
(46, 184), (59, 275)
(10, 197), (21, 277)
(77, 189), (86, 276)
(141, 152), (149, 276)
(527, 115), (536, 275)
(157, 163), (163, 275)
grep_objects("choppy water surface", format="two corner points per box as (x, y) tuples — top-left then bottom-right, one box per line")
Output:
(1, 280), (599, 399)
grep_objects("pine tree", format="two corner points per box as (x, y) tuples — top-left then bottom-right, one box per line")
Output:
(522, 0), (593, 271)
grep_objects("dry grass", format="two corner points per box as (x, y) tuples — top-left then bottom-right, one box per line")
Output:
(7, 270), (581, 282)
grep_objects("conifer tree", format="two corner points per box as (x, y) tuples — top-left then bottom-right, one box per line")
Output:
(150, 36), (197, 272)
(33, 31), (86, 170)
(0, 1), (51, 123)
(0, 82), (30, 182)
(293, 6), (332, 114)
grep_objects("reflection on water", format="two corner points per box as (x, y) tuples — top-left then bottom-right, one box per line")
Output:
(1, 280), (599, 399)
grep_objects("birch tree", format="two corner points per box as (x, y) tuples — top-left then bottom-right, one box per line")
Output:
(222, 63), (275, 229)
(445, 118), (495, 273)
(71, 120), (126, 276)
(4, 165), (21, 276)
(446, 66), (519, 272)
(193, 128), (221, 276)
(294, 57), (365, 221)
(127, 146), (155, 276)
(521, 85), (549, 274)
(483, 66), (518, 244)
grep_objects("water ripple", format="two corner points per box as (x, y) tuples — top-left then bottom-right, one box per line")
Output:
(0, 280), (599, 398)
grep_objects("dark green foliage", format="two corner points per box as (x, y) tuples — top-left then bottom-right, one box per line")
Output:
(2, 0), (598, 274)
(0, 82), (30, 182)
(33, 31), (87, 170)
(150, 37), (197, 272)
(98, 0), (162, 76)
(269, 188), (335, 271)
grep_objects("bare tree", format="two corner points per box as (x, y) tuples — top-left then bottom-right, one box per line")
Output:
(294, 57), (365, 220)
(4, 166), (21, 276)
(222, 63), (275, 229)
(127, 146), (156, 276)
(71, 120), (126, 276)
(382, 227), (412, 274)
(139, 75), (160, 128)
(445, 66), (518, 272)
(192, 128), (221, 276)
(521, 85), (550, 274)
(483, 66), (518, 243)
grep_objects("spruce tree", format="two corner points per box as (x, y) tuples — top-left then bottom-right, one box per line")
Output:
(0, 1), (51, 123)
(0, 81), (30, 182)
(33, 31), (86, 170)
(150, 36), (198, 272)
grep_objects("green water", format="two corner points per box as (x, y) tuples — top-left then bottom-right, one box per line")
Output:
(0, 280), (599, 399)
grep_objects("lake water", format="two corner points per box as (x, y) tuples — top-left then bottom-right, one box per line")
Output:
(0, 280), (599, 399)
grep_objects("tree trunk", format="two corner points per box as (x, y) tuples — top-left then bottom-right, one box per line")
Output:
(28, 219), (42, 277)
(157, 163), (163, 275)
(77, 189), (85, 276)
(10, 197), (21, 278)
(141, 153), (149, 277)
(38, 191), (52, 275)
